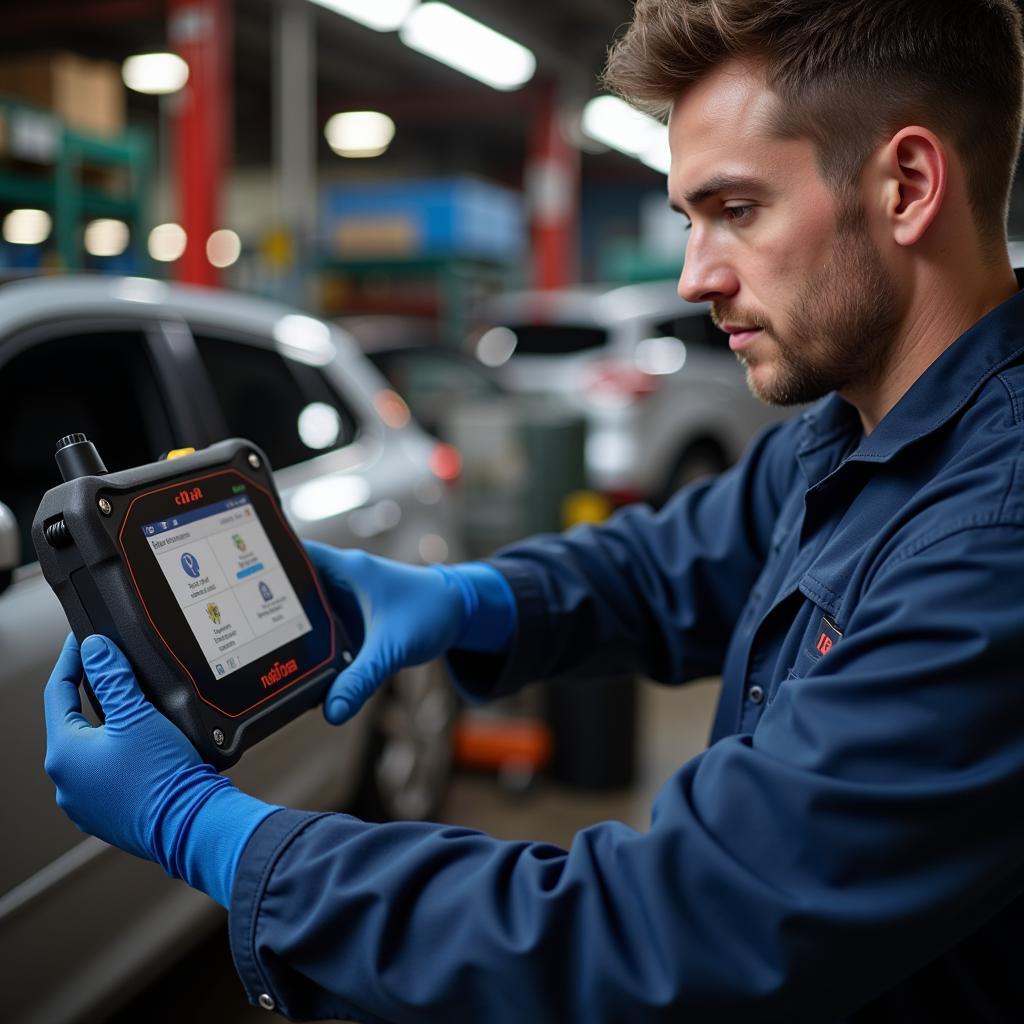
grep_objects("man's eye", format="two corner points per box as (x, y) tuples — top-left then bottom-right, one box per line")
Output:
(725, 205), (754, 223)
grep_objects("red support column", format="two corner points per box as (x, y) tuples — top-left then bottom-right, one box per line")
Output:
(169, 0), (231, 286)
(527, 82), (580, 290)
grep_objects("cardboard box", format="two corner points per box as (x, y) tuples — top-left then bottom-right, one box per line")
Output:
(0, 52), (125, 138)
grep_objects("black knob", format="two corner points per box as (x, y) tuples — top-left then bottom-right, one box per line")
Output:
(56, 433), (87, 451)
(55, 433), (107, 482)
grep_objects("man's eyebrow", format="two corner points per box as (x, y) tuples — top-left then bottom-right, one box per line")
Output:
(670, 174), (769, 212)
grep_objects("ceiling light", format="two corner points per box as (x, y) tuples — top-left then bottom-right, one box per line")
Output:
(582, 95), (670, 176)
(206, 229), (241, 268)
(307, 0), (418, 32)
(148, 222), (187, 262)
(3, 209), (51, 245)
(84, 219), (129, 257)
(400, 3), (536, 92)
(325, 111), (396, 158)
(122, 53), (189, 95)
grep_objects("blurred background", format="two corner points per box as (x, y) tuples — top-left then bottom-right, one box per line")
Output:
(3, 2), (1024, 1021)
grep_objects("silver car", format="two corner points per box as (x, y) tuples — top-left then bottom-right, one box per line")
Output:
(468, 280), (787, 505)
(0, 275), (461, 1024)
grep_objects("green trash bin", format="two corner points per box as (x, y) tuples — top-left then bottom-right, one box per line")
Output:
(445, 394), (637, 790)
(445, 394), (587, 555)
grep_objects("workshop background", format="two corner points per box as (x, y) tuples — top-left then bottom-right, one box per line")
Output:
(3, 2), (1024, 1022)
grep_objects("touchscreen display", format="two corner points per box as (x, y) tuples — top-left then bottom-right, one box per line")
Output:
(141, 490), (312, 680)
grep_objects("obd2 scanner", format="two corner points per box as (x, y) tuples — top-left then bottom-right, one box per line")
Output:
(33, 434), (354, 768)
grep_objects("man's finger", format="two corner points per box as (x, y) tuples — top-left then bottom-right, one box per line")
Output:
(81, 635), (151, 725)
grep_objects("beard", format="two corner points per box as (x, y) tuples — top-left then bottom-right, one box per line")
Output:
(712, 202), (902, 406)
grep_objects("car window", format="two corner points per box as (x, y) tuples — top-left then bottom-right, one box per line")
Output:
(0, 327), (177, 565)
(653, 313), (730, 351)
(502, 324), (608, 356)
(191, 331), (360, 471)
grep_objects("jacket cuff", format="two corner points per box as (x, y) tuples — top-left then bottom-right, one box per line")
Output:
(445, 558), (551, 702)
(228, 809), (327, 1020)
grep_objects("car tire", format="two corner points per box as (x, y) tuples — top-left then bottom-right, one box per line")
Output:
(659, 440), (728, 506)
(351, 659), (458, 822)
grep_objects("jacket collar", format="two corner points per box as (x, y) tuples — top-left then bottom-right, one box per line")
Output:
(797, 272), (1024, 483)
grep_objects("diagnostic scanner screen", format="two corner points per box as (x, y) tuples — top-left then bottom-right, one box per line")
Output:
(141, 493), (312, 680)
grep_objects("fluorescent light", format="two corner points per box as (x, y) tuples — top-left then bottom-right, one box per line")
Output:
(582, 95), (670, 176)
(308, 0), (418, 32)
(400, 3), (535, 91)
(148, 222), (187, 262)
(122, 53), (189, 95)
(3, 209), (51, 245)
(206, 229), (241, 268)
(84, 219), (129, 257)
(325, 111), (396, 158)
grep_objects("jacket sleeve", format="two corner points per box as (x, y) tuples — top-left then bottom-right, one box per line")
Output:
(447, 418), (800, 700)
(228, 519), (1024, 1023)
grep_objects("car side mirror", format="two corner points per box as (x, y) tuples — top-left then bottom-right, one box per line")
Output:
(0, 501), (19, 595)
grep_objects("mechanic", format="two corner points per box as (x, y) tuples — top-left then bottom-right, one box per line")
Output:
(42, 0), (1024, 1020)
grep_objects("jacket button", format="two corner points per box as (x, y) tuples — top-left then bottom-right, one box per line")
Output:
(258, 993), (275, 1011)
(748, 685), (765, 705)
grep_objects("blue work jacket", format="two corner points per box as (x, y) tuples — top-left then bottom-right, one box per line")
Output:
(229, 287), (1024, 1023)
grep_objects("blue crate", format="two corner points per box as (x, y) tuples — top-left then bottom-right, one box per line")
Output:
(321, 177), (525, 262)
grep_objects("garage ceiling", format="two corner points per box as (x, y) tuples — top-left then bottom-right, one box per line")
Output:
(0, 0), (648, 185)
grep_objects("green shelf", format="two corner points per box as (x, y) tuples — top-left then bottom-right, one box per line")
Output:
(0, 97), (152, 270)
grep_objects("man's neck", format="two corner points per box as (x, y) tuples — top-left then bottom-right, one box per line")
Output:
(844, 264), (1019, 434)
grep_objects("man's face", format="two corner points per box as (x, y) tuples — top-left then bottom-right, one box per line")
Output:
(668, 62), (901, 406)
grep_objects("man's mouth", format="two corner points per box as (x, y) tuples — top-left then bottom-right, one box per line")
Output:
(720, 324), (762, 352)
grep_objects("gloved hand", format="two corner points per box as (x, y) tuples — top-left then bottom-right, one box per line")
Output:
(43, 634), (278, 907)
(305, 541), (516, 725)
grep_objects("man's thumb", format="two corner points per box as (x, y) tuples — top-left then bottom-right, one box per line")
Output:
(323, 647), (385, 725)
(81, 635), (149, 722)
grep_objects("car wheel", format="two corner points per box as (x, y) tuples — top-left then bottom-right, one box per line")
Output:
(660, 441), (728, 505)
(352, 659), (458, 822)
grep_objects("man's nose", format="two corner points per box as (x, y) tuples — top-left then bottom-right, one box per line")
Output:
(677, 232), (739, 304)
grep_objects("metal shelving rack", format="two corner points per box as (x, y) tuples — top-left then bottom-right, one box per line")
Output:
(0, 97), (152, 271)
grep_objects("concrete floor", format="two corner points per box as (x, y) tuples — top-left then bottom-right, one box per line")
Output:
(107, 678), (721, 1023)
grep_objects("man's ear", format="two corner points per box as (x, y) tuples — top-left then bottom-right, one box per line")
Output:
(876, 126), (948, 247)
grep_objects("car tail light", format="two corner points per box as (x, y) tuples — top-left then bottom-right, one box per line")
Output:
(583, 359), (661, 402)
(429, 442), (463, 484)
(605, 486), (646, 508)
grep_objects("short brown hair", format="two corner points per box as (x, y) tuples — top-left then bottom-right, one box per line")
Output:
(603, 0), (1024, 249)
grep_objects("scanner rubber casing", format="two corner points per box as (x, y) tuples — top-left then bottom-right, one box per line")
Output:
(32, 438), (350, 768)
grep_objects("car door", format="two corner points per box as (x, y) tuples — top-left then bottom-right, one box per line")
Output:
(0, 315), (214, 1024)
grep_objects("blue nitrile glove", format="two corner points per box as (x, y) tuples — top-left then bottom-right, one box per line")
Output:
(305, 540), (517, 725)
(43, 634), (279, 908)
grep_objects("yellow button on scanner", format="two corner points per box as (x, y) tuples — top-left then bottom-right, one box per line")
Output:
(164, 447), (196, 460)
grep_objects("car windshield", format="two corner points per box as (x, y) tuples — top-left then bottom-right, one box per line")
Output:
(503, 324), (608, 356)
